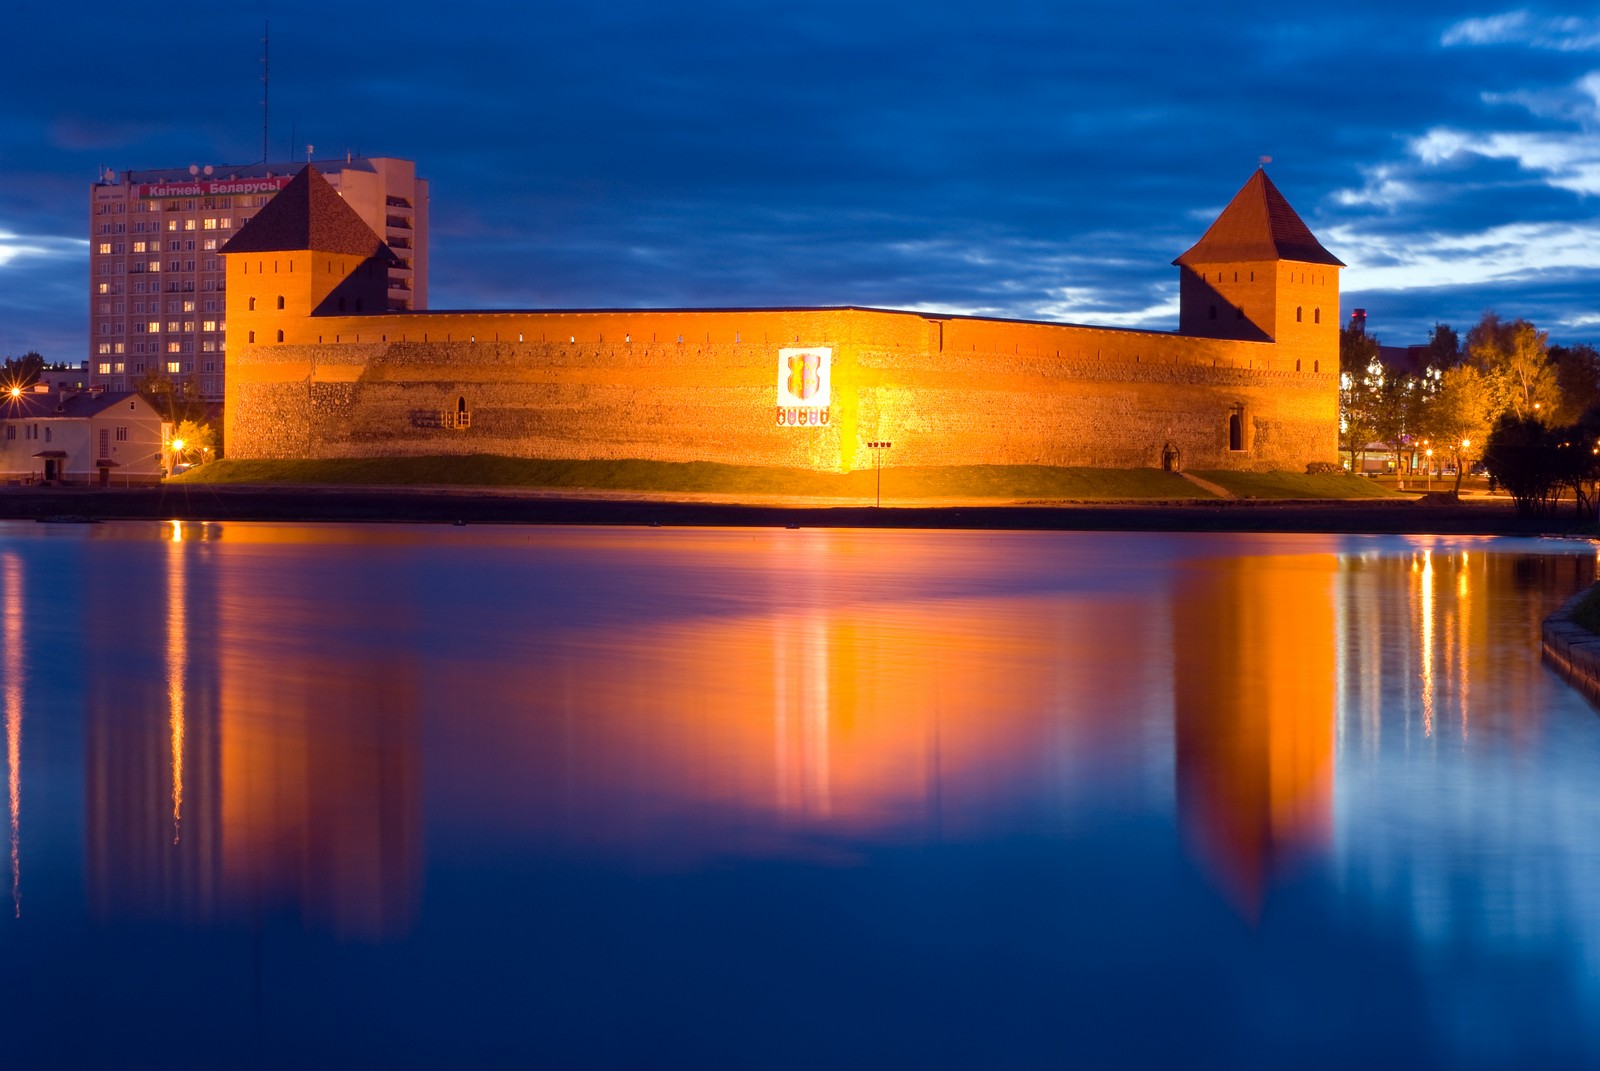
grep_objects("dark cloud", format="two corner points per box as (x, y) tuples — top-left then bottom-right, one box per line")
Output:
(4, 1), (1600, 361)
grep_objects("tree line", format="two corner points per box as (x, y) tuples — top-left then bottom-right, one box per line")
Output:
(1339, 312), (1600, 514)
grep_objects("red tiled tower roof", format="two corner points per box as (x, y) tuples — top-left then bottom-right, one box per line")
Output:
(1174, 169), (1343, 267)
(220, 165), (392, 259)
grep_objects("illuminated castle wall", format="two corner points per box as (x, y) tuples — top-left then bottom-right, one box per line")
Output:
(222, 168), (1342, 472)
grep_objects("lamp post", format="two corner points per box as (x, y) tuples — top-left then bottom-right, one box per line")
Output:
(1425, 448), (1433, 490)
(866, 440), (892, 508)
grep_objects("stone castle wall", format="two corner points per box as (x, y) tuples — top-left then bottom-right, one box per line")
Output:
(225, 307), (1338, 471)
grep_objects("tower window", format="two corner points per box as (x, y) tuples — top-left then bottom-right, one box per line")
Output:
(248, 296), (256, 311)
(1296, 306), (1303, 322)
(276, 329), (283, 343)
(1314, 308), (1321, 324)
(277, 295), (285, 310)
(248, 330), (255, 343)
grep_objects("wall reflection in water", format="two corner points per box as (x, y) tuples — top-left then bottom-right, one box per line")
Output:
(67, 525), (1597, 937)
(437, 584), (1162, 862)
(85, 522), (421, 940)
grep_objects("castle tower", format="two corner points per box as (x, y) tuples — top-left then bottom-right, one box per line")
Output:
(219, 165), (393, 454)
(220, 165), (392, 350)
(1174, 169), (1343, 361)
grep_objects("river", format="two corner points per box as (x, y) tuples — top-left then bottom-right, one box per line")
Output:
(0, 522), (1596, 1067)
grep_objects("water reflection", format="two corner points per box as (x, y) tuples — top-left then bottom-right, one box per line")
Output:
(3, 552), (22, 917)
(9, 523), (1600, 1064)
(1174, 551), (1336, 914)
(85, 522), (422, 940)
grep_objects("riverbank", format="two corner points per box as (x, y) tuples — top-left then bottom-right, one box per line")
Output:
(1543, 587), (1600, 705)
(0, 483), (1579, 533)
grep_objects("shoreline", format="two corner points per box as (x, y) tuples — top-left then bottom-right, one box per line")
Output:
(0, 484), (1580, 534)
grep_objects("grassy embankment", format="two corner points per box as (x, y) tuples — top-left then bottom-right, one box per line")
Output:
(1571, 586), (1600, 635)
(171, 456), (1407, 501)
(1188, 470), (1400, 500)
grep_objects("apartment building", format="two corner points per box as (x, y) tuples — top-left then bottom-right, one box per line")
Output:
(88, 156), (427, 400)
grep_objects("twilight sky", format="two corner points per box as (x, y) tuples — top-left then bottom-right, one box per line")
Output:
(4, 1), (1600, 362)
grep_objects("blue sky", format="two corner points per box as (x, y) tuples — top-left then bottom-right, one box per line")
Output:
(3, 2), (1600, 361)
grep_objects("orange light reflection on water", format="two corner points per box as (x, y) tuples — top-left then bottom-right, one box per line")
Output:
(1174, 552), (1337, 916)
(3, 554), (22, 917)
(166, 524), (186, 843)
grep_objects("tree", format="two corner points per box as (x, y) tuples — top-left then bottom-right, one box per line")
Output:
(1483, 415), (1566, 516)
(1, 352), (44, 391)
(1422, 323), (1461, 373)
(169, 420), (217, 467)
(1549, 343), (1600, 425)
(1417, 365), (1494, 495)
(1370, 369), (1424, 480)
(1339, 325), (1383, 470)
(1466, 312), (1553, 421)
(134, 366), (210, 426)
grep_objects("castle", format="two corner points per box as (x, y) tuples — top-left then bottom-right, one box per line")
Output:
(220, 167), (1342, 473)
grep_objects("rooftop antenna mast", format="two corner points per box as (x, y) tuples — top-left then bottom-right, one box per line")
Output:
(261, 20), (270, 163)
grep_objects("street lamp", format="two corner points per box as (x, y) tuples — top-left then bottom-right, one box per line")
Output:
(1425, 448), (1433, 490)
(866, 440), (893, 508)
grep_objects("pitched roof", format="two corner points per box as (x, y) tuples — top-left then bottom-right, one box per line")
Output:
(1174, 169), (1344, 267)
(0, 390), (154, 419)
(220, 164), (392, 258)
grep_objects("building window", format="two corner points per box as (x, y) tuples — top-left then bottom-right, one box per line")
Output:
(115, 426), (128, 442)
(167, 361), (181, 374)
(248, 296), (256, 311)
(4, 427), (12, 441)
(1314, 308), (1321, 324)
(248, 331), (255, 343)
(97, 362), (111, 375)
(276, 295), (285, 309)
(276, 330), (284, 343)
(1229, 411), (1244, 452)
(1296, 306), (1303, 322)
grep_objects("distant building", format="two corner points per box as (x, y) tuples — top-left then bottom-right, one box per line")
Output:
(220, 166), (1342, 474)
(87, 157), (428, 401)
(0, 386), (168, 485)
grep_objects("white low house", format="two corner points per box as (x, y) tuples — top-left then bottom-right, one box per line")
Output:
(0, 386), (169, 485)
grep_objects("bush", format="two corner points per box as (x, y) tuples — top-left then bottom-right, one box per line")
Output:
(1304, 461), (1345, 475)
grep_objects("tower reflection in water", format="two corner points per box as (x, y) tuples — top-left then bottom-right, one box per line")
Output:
(85, 522), (422, 940)
(1174, 550), (1336, 915)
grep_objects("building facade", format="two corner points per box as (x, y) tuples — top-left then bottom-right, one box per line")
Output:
(0, 387), (168, 485)
(88, 157), (427, 401)
(222, 167), (1341, 474)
